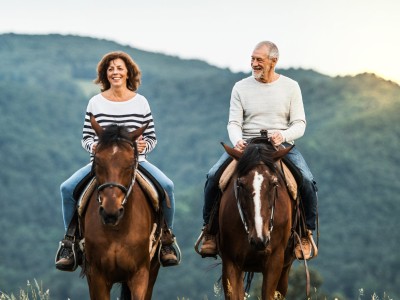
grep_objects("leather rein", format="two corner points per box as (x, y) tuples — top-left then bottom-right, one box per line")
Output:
(95, 137), (139, 206)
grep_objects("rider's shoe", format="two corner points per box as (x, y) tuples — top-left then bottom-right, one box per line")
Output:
(199, 225), (217, 256)
(160, 228), (179, 267)
(55, 246), (76, 271)
(160, 244), (179, 266)
(295, 230), (318, 260)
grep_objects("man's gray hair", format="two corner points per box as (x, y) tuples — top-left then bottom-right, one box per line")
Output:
(255, 41), (279, 60)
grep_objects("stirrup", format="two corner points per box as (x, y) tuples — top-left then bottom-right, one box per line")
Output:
(294, 231), (318, 260)
(194, 228), (218, 259)
(55, 236), (79, 271)
(158, 235), (182, 267)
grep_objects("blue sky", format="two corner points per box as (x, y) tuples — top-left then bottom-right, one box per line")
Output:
(1, 0), (400, 84)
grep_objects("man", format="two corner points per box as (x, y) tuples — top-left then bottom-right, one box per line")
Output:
(199, 41), (318, 260)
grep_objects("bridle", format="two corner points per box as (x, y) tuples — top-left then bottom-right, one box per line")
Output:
(94, 137), (139, 206)
(233, 166), (279, 236)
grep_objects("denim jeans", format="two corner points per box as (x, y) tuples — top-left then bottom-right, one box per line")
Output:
(202, 152), (230, 225)
(139, 161), (175, 229)
(202, 145), (318, 230)
(60, 161), (175, 233)
(284, 144), (318, 230)
(60, 163), (92, 231)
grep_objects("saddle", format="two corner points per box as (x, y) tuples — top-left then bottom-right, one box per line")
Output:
(75, 164), (170, 217)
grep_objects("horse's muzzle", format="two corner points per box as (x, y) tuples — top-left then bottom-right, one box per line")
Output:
(99, 206), (125, 226)
(249, 236), (270, 251)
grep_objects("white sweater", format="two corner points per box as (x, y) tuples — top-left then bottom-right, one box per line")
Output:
(227, 75), (306, 145)
(81, 93), (156, 161)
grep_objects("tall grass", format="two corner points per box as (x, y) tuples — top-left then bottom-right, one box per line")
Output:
(0, 279), (49, 300)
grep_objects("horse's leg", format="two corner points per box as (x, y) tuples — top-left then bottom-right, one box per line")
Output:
(261, 251), (285, 300)
(86, 274), (112, 300)
(145, 257), (160, 300)
(127, 266), (150, 300)
(276, 252), (295, 297)
(222, 258), (245, 300)
(276, 264), (292, 297)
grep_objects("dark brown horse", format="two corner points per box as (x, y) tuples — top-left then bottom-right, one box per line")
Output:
(82, 116), (160, 300)
(218, 140), (296, 299)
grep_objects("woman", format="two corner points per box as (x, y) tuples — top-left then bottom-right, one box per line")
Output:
(56, 51), (178, 270)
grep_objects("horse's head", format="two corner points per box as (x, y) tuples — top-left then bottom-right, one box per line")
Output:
(223, 141), (292, 251)
(91, 115), (148, 226)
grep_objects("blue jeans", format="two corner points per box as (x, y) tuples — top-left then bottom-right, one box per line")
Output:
(284, 144), (318, 230)
(60, 161), (175, 232)
(202, 145), (318, 230)
(60, 163), (92, 231)
(139, 161), (175, 229)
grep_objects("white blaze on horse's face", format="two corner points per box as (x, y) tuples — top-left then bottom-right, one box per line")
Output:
(111, 145), (119, 156)
(252, 171), (265, 239)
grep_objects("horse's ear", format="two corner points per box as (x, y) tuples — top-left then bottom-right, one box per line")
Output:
(90, 114), (103, 136)
(221, 142), (243, 160)
(271, 145), (294, 161)
(129, 122), (150, 141)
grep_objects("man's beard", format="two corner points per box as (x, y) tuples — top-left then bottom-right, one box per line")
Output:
(252, 69), (263, 80)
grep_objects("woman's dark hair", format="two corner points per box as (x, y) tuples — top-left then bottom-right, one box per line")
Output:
(94, 51), (141, 92)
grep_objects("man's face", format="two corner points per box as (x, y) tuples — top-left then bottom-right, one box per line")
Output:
(251, 45), (274, 82)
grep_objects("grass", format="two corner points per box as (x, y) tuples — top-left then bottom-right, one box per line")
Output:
(0, 280), (394, 300)
(0, 279), (49, 300)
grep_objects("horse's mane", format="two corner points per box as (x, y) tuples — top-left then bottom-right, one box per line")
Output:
(236, 143), (276, 177)
(97, 124), (134, 150)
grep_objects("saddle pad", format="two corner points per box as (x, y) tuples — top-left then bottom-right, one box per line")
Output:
(277, 162), (298, 200)
(219, 160), (298, 200)
(78, 177), (97, 216)
(136, 170), (160, 211)
(219, 160), (237, 191)
(77, 171), (160, 217)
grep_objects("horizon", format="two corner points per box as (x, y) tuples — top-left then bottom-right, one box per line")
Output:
(1, 0), (399, 84)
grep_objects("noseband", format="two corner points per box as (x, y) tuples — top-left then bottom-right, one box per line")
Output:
(95, 137), (139, 206)
(234, 169), (279, 235)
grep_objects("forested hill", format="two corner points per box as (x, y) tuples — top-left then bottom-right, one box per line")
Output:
(0, 33), (399, 299)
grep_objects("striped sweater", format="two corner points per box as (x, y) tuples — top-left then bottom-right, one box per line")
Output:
(81, 93), (156, 161)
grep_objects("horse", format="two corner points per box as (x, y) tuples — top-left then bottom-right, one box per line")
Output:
(218, 139), (296, 300)
(81, 116), (160, 300)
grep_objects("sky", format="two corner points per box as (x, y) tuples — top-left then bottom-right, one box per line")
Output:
(1, 0), (400, 84)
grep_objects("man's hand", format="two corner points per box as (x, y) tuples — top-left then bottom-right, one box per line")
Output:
(270, 132), (284, 146)
(234, 139), (248, 152)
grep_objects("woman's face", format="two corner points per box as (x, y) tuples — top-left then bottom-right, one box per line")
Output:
(106, 58), (129, 88)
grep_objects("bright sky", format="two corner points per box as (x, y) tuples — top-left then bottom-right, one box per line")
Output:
(1, 0), (400, 84)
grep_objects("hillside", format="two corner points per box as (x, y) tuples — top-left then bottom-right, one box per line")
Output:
(0, 33), (399, 299)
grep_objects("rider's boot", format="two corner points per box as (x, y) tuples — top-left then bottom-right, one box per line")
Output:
(160, 228), (179, 267)
(199, 225), (217, 256)
(55, 238), (78, 271)
(295, 229), (318, 260)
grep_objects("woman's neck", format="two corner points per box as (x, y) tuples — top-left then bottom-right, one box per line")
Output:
(103, 87), (135, 102)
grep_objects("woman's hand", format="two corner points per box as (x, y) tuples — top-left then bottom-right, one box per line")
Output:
(91, 142), (98, 154)
(136, 135), (147, 153)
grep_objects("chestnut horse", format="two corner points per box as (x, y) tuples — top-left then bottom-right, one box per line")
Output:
(218, 139), (296, 299)
(82, 116), (160, 300)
